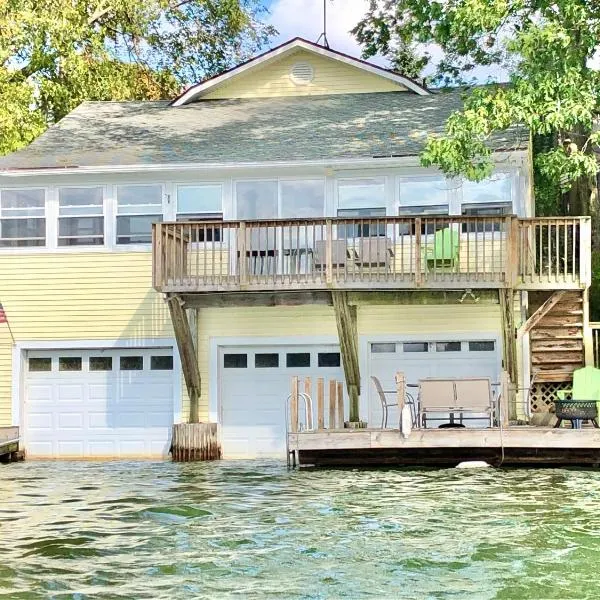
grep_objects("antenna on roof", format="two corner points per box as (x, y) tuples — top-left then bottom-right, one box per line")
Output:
(315, 0), (330, 48)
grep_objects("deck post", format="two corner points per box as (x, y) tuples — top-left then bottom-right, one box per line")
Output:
(583, 288), (594, 366)
(167, 295), (201, 423)
(331, 291), (360, 422)
(499, 288), (518, 421)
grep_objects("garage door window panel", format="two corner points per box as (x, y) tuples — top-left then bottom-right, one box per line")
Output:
(436, 342), (462, 352)
(29, 357), (51, 372)
(90, 356), (113, 371)
(286, 353), (311, 368)
(318, 352), (341, 367)
(120, 356), (143, 371)
(0, 189), (46, 247)
(224, 354), (247, 369)
(58, 187), (104, 246)
(59, 357), (82, 371)
(151, 355), (173, 370)
(255, 353), (279, 368)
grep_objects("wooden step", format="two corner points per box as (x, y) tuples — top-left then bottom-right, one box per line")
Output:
(531, 339), (584, 352)
(530, 328), (583, 340)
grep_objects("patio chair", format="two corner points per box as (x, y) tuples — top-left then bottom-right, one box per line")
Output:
(423, 227), (460, 271)
(356, 238), (393, 269)
(313, 239), (349, 272)
(418, 377), (495, 428)
(370, 375), (417, 428)
(555, 366), (600, 429)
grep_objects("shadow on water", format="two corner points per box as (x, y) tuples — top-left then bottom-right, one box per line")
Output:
(1, 460), (600, 599)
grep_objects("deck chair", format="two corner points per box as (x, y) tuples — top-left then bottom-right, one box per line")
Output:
(555, 366), (600, 428)
(357, 238), (393, 269)
(418, 379), (456, 428)
(371, 376), (417, 428)
(313, 239), (348, 271)
(454, 378), (495, 427)
(423, 227), (460, 271)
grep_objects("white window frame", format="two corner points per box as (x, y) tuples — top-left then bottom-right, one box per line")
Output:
(114, 182), (165, 247)
(175, 182), (224, 221)
(56, 184), (106, 248)
(0, 187), (47, 248)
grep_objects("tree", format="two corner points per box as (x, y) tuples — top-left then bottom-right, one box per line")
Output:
(0, 0), (275, 154)
(352, 1), (600, 233)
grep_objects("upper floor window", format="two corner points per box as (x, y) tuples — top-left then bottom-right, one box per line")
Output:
(337, 178), (386, 237)
(280, 180), (325, 218)
(177, 184), (222, 242)
(0, 189), (45, 247)
(398, 178), (449, 234)
(58, 187), (103, 246)
(116, 185), (162, 245)
(461, 175), (514, 232)
(236, 181), (278, 219)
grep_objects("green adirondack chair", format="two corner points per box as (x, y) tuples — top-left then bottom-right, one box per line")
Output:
(423, 226), (460, 271)
(555, 366), (600, 428)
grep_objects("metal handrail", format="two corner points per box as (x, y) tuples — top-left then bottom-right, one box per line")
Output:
(285, 391), (314, 468)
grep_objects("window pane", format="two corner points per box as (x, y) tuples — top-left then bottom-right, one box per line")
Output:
(371, 343), (396, 353)
(286, 353), (310, 368)
(223, 353), (247, 368)
(469, 341), (495, 352)
(399, 179), (448, 208)
(90, 356), (112, 371)
(177, 185), (222, 214)
(58, 188), (103, 216)
(461, 203), (512, 232)
(1, 189), (45, 216)
(318, 352), (341, 367)
(0, 218), (45, 247)
(151, 355), (173, 370)
(462, 175), (512, 204)
(337, 207), (386, 238)
(236, 181), (277, 219)
(436, 342), (461, 352)
(255, 353), (279, 368)
(120, 356), (143, 370)
(29, 357), (51, 372)
(338, 178), (385, 210)
(280, 180), (325, 218)
(403, 342), (428, 353)
(59, 357), (82, 371)
(58, 216), (104, 246)
(116, 214), (162, 244)
(117, 185), (162, 214)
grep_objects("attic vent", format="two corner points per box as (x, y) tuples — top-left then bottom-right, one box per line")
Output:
(289, 62), (314, 85)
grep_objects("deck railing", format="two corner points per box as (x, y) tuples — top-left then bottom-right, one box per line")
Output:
(153, 216), (590, 293)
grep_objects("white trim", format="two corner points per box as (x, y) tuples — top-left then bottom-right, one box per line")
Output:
(172, 38), (430, 106)
(13, 337), (182, 430)
(0, 152), (529, 178)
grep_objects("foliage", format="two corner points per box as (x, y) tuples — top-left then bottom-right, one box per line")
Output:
(352, 0), (600, 193)
(0, 0), (275, 155)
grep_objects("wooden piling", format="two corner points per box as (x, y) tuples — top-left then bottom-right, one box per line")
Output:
(329, 380), (337, 429)
(317, 378), (325, 430)
(304, 377), (313, 430)
(171, 423), (221, 462)
(291, 376), (299, 433)
(336, 381), (344, 428)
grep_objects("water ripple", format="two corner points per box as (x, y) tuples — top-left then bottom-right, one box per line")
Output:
(1, 462), (600, 598)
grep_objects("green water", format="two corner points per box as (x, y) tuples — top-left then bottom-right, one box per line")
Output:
(1, 462), (600, 599)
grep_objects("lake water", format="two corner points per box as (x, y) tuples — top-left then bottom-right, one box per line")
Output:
(1, 462), (600, 599)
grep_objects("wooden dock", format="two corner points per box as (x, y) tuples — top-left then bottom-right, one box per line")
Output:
(288, 428), (600, 467)
(0, 427), (21, 463)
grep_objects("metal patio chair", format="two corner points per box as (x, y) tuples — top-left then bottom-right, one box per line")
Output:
(371, 376), (417, 428)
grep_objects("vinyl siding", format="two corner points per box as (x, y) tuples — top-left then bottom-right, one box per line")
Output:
(0, 251), (179, 426)
(197, 303), (502, 421)
(202, 49), (405, 100)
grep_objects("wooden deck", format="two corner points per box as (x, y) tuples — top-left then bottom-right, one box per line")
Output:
(0, 427), (20, 463)
(288, 428), (600, 467)
(153, 216), (591, 294)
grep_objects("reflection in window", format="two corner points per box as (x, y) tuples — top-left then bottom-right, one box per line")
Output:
(236, 181), (278, 219)
(29, 357), (51, 372)
(59, 357), (82, 371)
(120, 356), (143, 371)
(318, 352), (341, 367)
(176, 184), (223, 242)
(461, 203), (512, 232)
(0, 189), (46, 247)
(462, 175), (512, 205)
(90, 356), (113, 371)
(116, 185), (162, 244)
(280, 180), (325, 218)
(371, 343), (396, 353)
(469, 341), (495, 352)
(338, 178), (386, 238)
(286, 353), (310, 368)
(255, 353), (279, 368)
(403, 342), (428, 353)
(151, 355), (173, 370)
(223, 354), (247, 368)
(58, 187), (104, 246)
(436, 342), (461, 352)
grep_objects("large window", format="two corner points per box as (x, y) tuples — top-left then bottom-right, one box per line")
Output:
(398, 178), (449, 234)
(0, 189), (45, 247)
(236, 181), (278, 219)
(280, 180), (325, 218)
(58, 187), (103, 246)
(177, 184), (223, 242)
(461, 175), (513, 232)
(116, 185), (162, 244)
(337, 178), (386, 237)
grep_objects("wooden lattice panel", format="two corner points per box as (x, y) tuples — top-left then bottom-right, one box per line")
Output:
(530, 382), (572, 413)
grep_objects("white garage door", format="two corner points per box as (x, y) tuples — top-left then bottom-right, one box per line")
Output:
(368, 338), (500, 428)
(219, 345), (343, 459)
(25, 348), (175, 458)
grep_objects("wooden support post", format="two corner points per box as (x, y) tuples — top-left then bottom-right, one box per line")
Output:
(238, 222), (248, 285)
(317, 378), (325, 430)
(168, 295), (201, 423)
(337, 381), (344, 428)
(499, 289), (518, 421)
(500, 370), (510, 427)
(329, 379), (337, 430)
(583, 288), (594, 367)
(332, 291), (360, 422)
(290, 376), (299, 433)
(304, 377), (313, 430)
(395, 372), (406, 413)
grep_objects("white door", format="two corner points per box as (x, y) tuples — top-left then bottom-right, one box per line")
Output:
(368, 339), (500, 428)
(219, 344), (343, 459)
(25, 348), (175, 458)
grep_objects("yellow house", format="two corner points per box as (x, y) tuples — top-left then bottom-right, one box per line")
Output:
(0, 38), (592, 460)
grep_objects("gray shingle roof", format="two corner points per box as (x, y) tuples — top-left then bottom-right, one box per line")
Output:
(0, 90), (528, 170)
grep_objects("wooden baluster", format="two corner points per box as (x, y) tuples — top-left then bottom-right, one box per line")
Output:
(415, 217), (422, 285)
(326, 219), (333, 284)
(239, 222), (247, 285)
(329, 379), (337, 430)
(317, 378), (325, 430)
